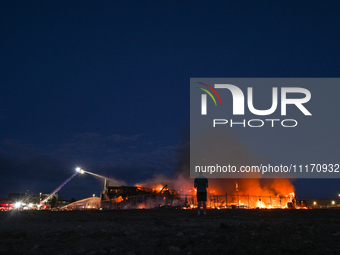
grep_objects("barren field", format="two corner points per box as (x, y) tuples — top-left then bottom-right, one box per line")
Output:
(0, 209), (339, 255)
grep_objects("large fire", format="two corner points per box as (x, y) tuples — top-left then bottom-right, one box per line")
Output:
(134, 173), (296, 209)
(104, 131), (298, 209)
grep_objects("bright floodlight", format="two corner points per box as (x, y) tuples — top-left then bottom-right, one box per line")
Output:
(76, 167), (84, 174)
(15, 202), (22, 208)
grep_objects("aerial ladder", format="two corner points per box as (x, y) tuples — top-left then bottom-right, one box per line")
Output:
(39, 170), (81, 206)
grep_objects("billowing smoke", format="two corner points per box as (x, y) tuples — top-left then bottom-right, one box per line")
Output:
(135, 128), (294, 199)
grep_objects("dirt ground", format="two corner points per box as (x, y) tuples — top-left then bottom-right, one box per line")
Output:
(0, 209), (339, 255)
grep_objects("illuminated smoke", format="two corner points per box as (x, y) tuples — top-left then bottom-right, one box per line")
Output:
(135, 128), (295, 199)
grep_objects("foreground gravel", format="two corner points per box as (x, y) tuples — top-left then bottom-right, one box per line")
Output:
(0, 209), (339, 255)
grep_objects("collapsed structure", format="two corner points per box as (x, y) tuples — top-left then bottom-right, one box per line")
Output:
(100, 180), (179, 209)
(98, 179), (299, 210)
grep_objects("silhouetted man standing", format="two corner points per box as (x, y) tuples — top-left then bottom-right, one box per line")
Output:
(194, 174), (208, 216)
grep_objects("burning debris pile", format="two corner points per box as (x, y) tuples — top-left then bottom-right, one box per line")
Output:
(101, 129), (298, 210)
(100, 175), (296, 210)
(100, 180), (180, 209)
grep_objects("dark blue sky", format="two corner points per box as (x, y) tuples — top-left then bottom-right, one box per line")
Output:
(1, 1), (339, 199)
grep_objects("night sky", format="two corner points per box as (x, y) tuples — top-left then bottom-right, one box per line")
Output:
(1, 1), (339, 200)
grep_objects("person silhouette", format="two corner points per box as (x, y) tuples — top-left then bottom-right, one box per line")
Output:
(194, 173), (208, 216)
